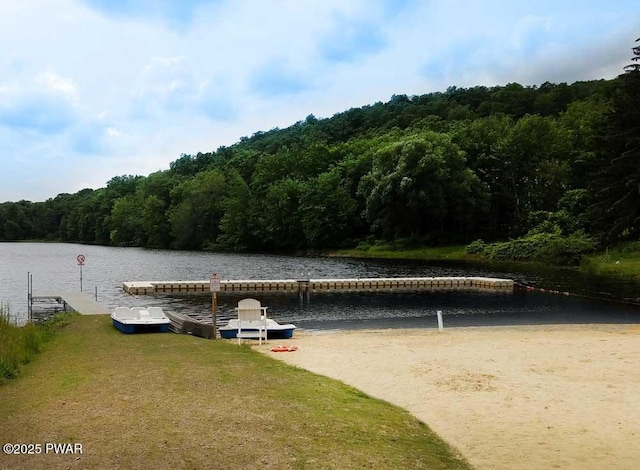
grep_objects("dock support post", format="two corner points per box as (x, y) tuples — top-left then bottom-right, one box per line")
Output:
(297, 277), (310, 304)
(27, 272), (32, 322)
(211, 291), (218, 339)
(437, 310), (444, 332)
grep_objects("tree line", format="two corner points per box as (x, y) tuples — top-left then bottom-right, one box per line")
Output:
(1, 42), (638, 263)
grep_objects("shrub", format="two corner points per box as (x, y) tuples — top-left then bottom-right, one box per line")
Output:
(466, 239), (488, 255)
(468, 232), (596, 265)
(537, 232), (597, 265)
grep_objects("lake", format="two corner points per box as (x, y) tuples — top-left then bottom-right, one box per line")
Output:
(1, 242), (639, 329)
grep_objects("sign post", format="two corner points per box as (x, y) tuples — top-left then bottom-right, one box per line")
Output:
(77, 254), (86, 292)
(209, 273), (221, 339)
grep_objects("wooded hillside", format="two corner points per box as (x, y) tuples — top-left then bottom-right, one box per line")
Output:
(1, 41), (638, 262)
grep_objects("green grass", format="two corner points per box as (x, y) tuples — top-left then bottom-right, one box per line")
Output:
(331, 244), (471, 261)
(334, 242), (640, 280)
(581, 243), (640, 279)
(0, 315), (470, 470)
(0, 305), (70, 384)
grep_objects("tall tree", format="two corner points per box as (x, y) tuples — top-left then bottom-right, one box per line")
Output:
(589, 39), (640, 243)
(299, 170), (357, 248)
(358, 133), (487, 240)
(218, 171), (254, 251)
(168, 170), (227, 249)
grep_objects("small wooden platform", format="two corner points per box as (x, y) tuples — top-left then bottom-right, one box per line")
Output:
(31, 292), (110, 315)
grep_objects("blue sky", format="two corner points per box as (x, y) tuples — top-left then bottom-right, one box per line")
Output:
(0, 0), (638, 202)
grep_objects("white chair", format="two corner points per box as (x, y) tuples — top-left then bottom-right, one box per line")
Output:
(235, 298), (268, 345)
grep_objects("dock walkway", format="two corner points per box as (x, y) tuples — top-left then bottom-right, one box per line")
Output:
(31, 292), (110, 315)
(123, 276), (514, 295)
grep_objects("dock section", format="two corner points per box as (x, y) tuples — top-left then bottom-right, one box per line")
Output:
(31, 292), (110, 315)
(123, 277), (514, 295)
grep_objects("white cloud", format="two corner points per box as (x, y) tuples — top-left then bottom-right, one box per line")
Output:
(0, 0), (639, 202)
(36, 71), (80, 103)
(0, 71), (80, 134)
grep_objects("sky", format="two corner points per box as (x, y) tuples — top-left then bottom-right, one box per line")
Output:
(0, 0), (639, 203)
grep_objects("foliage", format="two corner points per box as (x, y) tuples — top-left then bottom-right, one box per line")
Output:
(588, 39), (640, 244)
(358, 133), (488, 240)
(0, 75), (630, 259)
(0, 306), (69, 384)
(467, 231), (596, 265)
(300, 170), (358, 248)
(465, 239), (489, 255)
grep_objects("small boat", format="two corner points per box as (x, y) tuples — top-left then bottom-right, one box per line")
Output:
(111, 306), (171, 334)
(219, 318), (296, 339)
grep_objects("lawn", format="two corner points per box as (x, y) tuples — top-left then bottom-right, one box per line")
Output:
(331, 245), (471, 261)
(0, 315), (470, 470)
(582, 243), (640, 279)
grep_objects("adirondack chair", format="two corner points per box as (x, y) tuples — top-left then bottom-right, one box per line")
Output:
(235, 298), (268, 345)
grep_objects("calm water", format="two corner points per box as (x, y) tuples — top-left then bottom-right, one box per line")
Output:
(1, 242), (639, 329)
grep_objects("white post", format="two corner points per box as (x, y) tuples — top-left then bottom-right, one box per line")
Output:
(437, 310), (444, 332)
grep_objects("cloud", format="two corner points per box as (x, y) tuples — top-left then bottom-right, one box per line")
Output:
(417, 2), (639, 89)
(249, 61), (311, 97)
(129, 55), (236, 121)
(1, 0), (639, 203)
(80, 0), (219, 28)
(69, 121), (119, 155)
(320, 17), (387, 63)
(0, 72), (79, 133)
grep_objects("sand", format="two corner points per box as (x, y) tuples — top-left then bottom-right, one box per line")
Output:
(256, 324), (640, 470)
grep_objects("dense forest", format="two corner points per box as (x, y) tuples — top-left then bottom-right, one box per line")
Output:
(1, 41), (639, 264)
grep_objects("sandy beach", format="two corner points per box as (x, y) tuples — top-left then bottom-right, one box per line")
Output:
(257, 324), (640, 470)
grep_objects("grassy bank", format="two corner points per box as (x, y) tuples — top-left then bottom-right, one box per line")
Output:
(333, 243), (640, 280)
(0, 315), (470, 470)
(0, 305), (69, 384)
(331, 244), (472, 261)
(581, 243), (640, 279)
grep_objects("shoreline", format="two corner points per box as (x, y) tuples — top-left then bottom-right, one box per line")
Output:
(258, 323), (640, 469)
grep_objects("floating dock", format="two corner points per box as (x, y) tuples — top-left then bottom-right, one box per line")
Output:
(123, 277), (514, 295)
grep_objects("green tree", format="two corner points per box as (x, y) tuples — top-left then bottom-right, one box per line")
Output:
(559, 97), (611, 190)
(300, 170), (357, 248)
(137, 171), (179, 248)
(110, 194), (145, 246)
(252, 178), (305, 250)
(0, 202), (32, 240)
(141, 195), (172, 248)
(218, 171), (254, 251)
(498, 115), (572, 233)
(168, 170), (227, 249)
(358, 133), (487, 240)
(589, 39), (640, 243)
(452, 115), (515, 237)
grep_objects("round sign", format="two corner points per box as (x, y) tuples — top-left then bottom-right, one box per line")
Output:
(77, 254), (86, 265)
